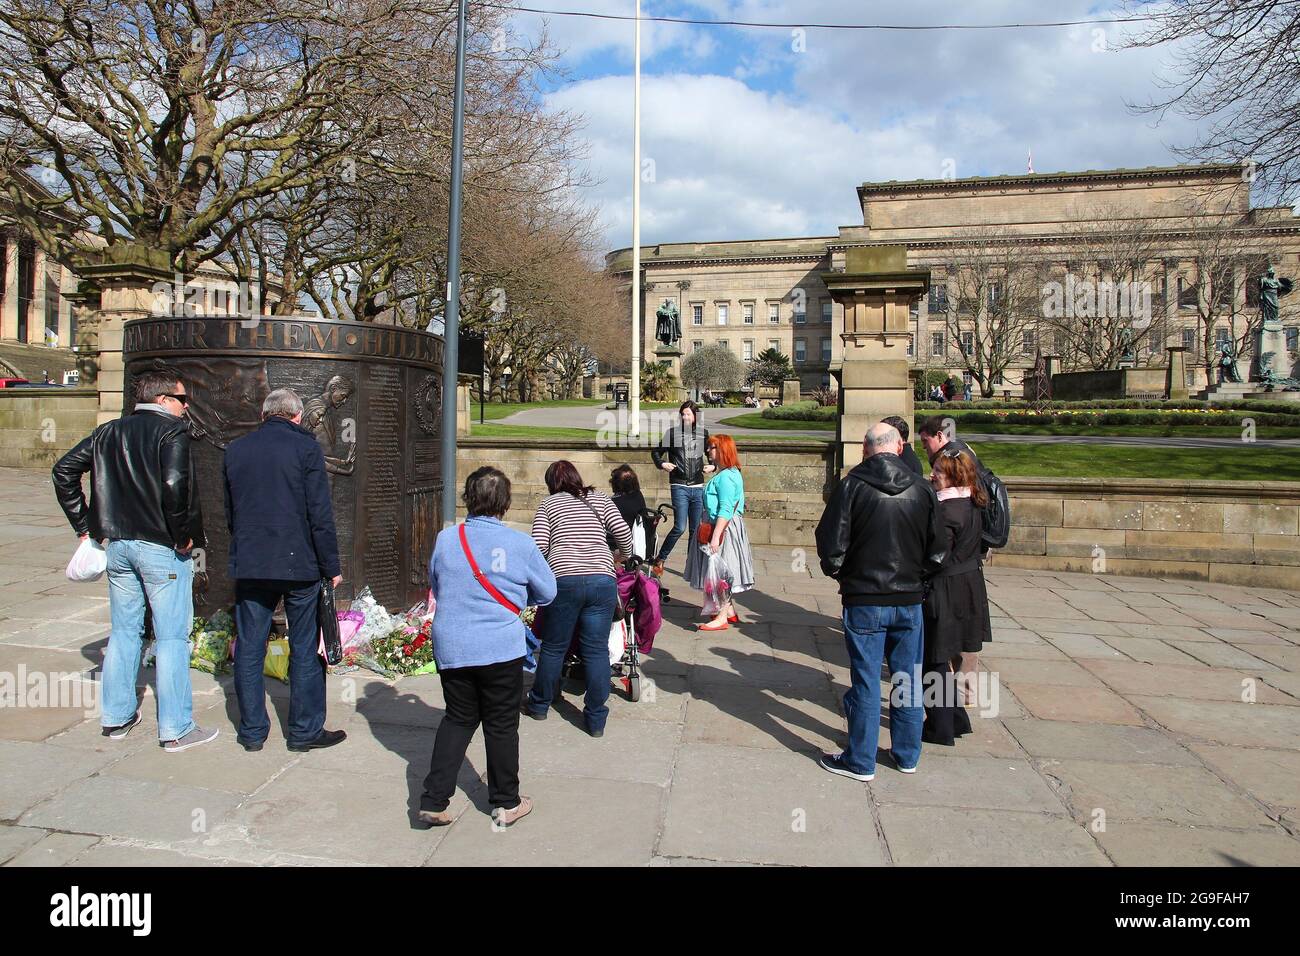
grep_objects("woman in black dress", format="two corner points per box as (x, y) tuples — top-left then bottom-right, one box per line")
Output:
(922, 448), (992, 745)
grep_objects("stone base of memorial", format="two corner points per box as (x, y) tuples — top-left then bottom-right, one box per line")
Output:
(122, 316), (444, 616)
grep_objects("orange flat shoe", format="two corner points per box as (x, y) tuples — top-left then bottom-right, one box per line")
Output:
(697, 620), (730, 631)
(727, 614), (740, 624)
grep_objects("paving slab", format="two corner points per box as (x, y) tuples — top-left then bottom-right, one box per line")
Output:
(0, 824), (47, 864)
(1094, 822), (1300, 866)
(19, 774), (243, 845)
(429, 775), (664, 867)
(660, 743), (884, 866)
(1079, 659), (1296, 705)
(1186, 744), (1300, 811)
(1040, 760), (1275, 828)
(867, 756), (1065, 815)
(1129, 695), (1300, 750)
(1008, 683), (1144, 725)
(684, 683), (842, 754)
(1002, 719), (1199, 766)
(5, 833), (100, 867)
(878, 807), (1109, 866)
(0, 739), (119, 818)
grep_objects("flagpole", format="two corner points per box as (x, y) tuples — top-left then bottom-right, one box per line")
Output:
(629, 0), (642, 438)
(439, 0), (469, 527)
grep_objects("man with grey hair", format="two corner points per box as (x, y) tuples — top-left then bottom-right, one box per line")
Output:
(815, 419), (946, 782)
(223, 387), (345, 753)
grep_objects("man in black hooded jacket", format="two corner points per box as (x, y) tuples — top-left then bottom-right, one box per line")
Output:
(815, 421), (946, 782)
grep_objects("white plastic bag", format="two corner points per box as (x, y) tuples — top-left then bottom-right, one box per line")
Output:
(66, 538), (107, 582)
(609, 617), (627, 666)
(699, 547), (733, 618)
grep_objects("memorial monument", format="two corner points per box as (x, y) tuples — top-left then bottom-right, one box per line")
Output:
(121, 316), (444, 615)
(1254, 266), (1297, 390)
(822, 245), (930, 472)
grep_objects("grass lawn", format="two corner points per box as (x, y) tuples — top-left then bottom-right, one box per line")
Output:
(717, 412), (836, 431)
(955, 423), (1300, 439)
(469, 424), (832, 443)
(973, 442), (1300, 481)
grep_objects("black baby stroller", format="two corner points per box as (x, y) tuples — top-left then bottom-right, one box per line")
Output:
(558, 503), (671, 703)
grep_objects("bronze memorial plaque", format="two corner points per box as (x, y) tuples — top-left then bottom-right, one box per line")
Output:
(121, 316), (444, 615)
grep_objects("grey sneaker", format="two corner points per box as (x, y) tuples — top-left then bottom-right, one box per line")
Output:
(102, 711), (142, 740)
(491, 796), (534, 828)
(162, 725), (219, 753)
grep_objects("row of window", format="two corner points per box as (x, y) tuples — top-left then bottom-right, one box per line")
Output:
(692, 337), (833, 363)
(684, 300), (834, 327)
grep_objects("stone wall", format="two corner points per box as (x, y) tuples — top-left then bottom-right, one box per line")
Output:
(0, 388), (97, 469)
(1050, 368), (1167, 400)
(457, 438), (836, 546)
(997, 477), (1300, 588)
(458, 438), (1300, 586)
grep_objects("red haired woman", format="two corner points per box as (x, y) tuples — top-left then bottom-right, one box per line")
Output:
(685, 435), (755, 630)
(922, 448), (992, 745)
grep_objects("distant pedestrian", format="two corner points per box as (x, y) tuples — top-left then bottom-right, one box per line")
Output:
(922, 449), (992, 743)
(962, 381), (973, 402)
(420, 467), (556, 828)
(52, 369), (212, 752)
(814, 422), (946, 781)
(223, 388), (346, 753)
(686, 435), (755, 630)
(650, 400), (714, 579)
(525, 460), (633, 736)
(882, 415), (923, 476)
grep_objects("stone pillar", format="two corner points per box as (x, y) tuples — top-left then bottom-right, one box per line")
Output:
(77, 249), (173, 424)
(1, 235), (17, 342)
(28, 246), (47, 345)
(822, 246), (930, 473)
(456, 374), (472, 438)
(1165, 346), (1189, 400)
(781, 378), (801, 406)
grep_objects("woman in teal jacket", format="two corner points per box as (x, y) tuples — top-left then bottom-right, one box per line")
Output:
(685, 434), (756, 631)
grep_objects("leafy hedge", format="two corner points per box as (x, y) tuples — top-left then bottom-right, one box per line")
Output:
(949, 410), (1300, 427)
(917, 398), (1300, 415)
(762, 400), (837, 422)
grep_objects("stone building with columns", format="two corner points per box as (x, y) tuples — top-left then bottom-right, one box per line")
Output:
(607, 162), (1300, 397)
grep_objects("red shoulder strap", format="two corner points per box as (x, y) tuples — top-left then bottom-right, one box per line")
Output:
(458, 523), (520, 615)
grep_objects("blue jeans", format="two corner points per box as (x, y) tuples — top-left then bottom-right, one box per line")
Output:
(233, 579), (325, 746)
(841, 603), (925, 775)
(527, 574), (619, 731)
(103, 539), (195, 741)
(656, 484), (704, 562)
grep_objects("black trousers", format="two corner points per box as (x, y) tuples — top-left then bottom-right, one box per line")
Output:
(921, 660), (972, 746)
(421, 657), (524, 812)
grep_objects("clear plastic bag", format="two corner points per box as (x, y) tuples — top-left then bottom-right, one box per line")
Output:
(66, 538), (107, 582)
(699, 546), (733, 618)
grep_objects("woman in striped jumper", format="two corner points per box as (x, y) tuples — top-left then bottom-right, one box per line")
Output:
(524, 460), (633, 736)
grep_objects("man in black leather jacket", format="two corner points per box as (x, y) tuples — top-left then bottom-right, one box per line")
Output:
(52, 369), (216, 753)
(648, 400), (714, 576)
(815, 421), (946, 782)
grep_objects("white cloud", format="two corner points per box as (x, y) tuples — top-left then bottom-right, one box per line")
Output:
(526, 0), (1219, 252)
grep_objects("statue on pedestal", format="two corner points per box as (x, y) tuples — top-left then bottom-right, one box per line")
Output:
(655, 301), (682, 349)
(1256, 266), (1298, 390)
(1260, 266), (1293, 331)
(1218, 342), (1243, 384)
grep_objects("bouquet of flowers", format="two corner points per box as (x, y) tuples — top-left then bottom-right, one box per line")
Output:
(144, 610), (235, 674)
(346, 596), (437, 678)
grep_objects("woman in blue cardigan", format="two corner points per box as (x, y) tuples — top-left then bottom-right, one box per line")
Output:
(685, 434), (756, 631)
(418, 466), (556, 830)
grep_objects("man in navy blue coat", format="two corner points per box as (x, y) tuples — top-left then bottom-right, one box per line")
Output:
(223, 387), (346, 753)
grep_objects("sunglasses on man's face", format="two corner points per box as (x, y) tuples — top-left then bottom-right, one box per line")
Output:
(162, 393), (190, 405)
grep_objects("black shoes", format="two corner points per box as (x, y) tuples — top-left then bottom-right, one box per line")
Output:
(521, 704), (547, 721)
(288, 729), (347, 752)
(238, 739), (264, 752)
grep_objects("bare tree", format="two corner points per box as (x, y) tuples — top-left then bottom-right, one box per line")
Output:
(1123, 0), (1300, 203)
(1043, 205), (1167, 371)
(680, 343), (745, 395)
(939, 228), (1047, 396)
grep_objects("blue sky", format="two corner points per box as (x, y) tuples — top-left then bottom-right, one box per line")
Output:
(506, 1), (1224, 252)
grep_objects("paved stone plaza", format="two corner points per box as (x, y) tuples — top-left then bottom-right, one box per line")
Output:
(2, 464), (1299, 867)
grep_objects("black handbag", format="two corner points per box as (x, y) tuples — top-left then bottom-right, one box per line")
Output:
(318, 578), (343, 665)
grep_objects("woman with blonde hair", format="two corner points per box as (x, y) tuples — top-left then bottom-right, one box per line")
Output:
(921, 448), (992, 745)
(686, 434), (755, 631)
